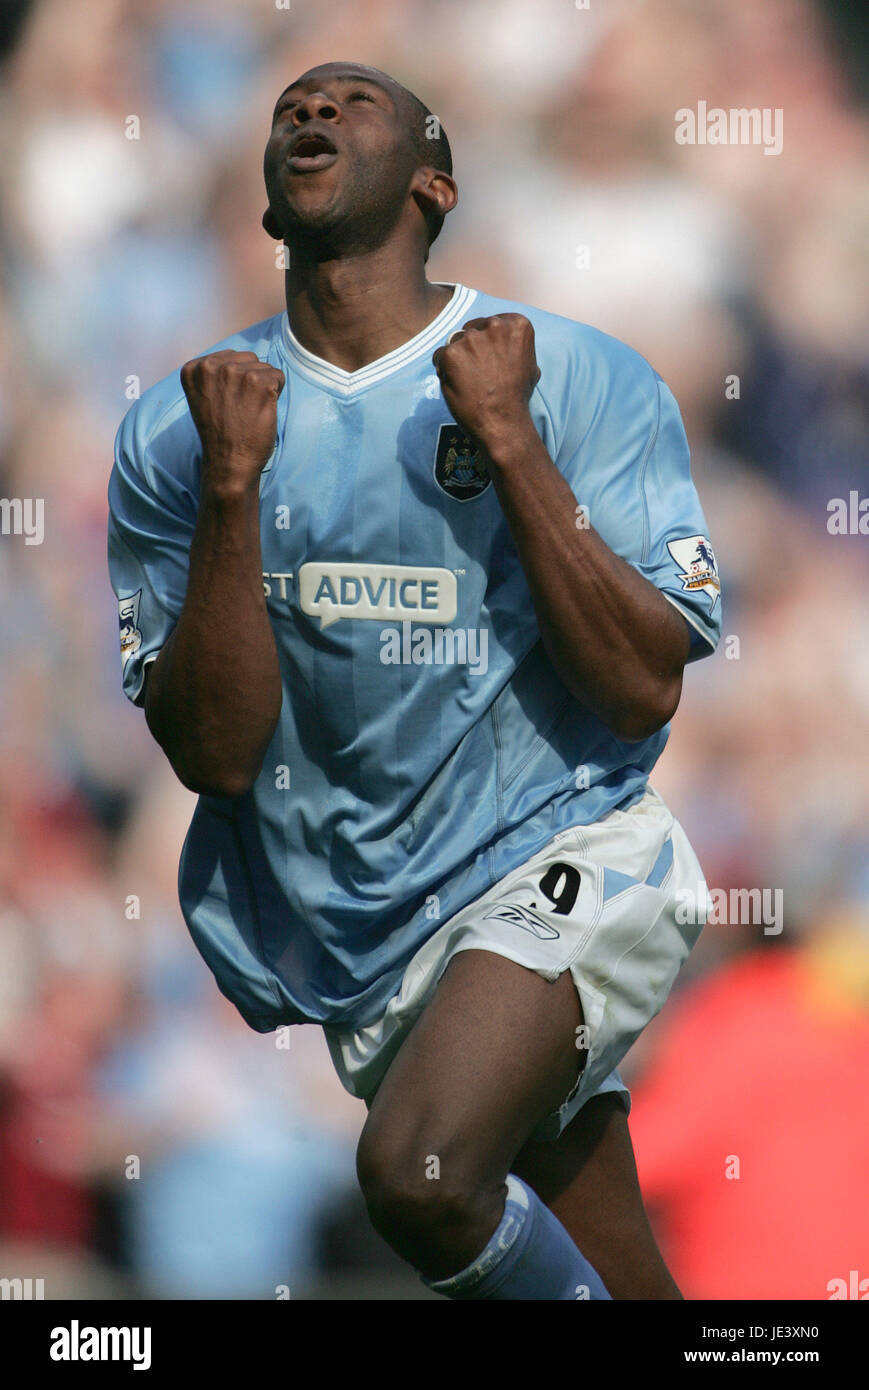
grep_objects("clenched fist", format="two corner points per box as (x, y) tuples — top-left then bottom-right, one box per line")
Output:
(181, 350), (285, 494)
(432, 314), (541, 455)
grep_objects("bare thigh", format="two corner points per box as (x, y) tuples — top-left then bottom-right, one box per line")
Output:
(355, 948), (585, 1279)
(513, 1092), (683, 1299)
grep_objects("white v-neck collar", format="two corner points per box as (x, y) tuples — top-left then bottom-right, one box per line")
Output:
(278, 282), (477, 397)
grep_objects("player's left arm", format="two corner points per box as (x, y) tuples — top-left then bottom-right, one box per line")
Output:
(433, 314), (699, 743)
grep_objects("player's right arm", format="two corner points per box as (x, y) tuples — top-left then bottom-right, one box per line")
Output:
(140, 350), (285, 797)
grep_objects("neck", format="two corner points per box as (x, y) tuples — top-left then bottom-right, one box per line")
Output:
(283, 242), (452, 372)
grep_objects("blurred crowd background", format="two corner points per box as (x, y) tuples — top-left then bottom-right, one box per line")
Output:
(0, 0), (867, 1300)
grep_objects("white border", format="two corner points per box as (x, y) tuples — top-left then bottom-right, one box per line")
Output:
(279, 283), (477, 395)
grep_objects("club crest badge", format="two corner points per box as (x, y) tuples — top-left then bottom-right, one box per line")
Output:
(118, 590), (143, 666)
(433, 425), (491, 501)
(666, 536), (720, 607)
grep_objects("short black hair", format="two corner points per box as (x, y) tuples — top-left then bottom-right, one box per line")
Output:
(401, 89), (452, 248)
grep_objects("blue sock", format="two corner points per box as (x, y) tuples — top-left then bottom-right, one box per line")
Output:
(422, 1174), (612, 1300)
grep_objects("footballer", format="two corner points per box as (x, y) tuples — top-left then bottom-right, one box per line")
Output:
(108, 62), (722, 1300)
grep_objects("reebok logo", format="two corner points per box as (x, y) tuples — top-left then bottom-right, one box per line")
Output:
(483, 903), (561, 939)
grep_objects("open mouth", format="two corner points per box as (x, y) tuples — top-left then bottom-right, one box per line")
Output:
(287, 130), (338, 172)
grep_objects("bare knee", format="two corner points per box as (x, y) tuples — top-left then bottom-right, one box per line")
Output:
(356, 1119), (503, 1277)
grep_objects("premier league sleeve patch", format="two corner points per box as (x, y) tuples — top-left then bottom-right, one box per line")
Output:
(666, 536), (720, 608)
(118, 590), (143, 666)
(433, 424), (491, 501)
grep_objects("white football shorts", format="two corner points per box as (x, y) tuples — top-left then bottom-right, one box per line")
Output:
(323, 785), (706, 1141)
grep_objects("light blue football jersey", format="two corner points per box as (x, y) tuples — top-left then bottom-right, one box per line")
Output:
(108, 283), (722, 1029)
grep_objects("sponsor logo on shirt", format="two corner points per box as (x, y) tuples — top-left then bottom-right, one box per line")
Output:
(299, 562), (458, 630)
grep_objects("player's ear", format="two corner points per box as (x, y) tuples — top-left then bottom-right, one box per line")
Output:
(262, 206), (283, 239)
(411, 168), (458, 226)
